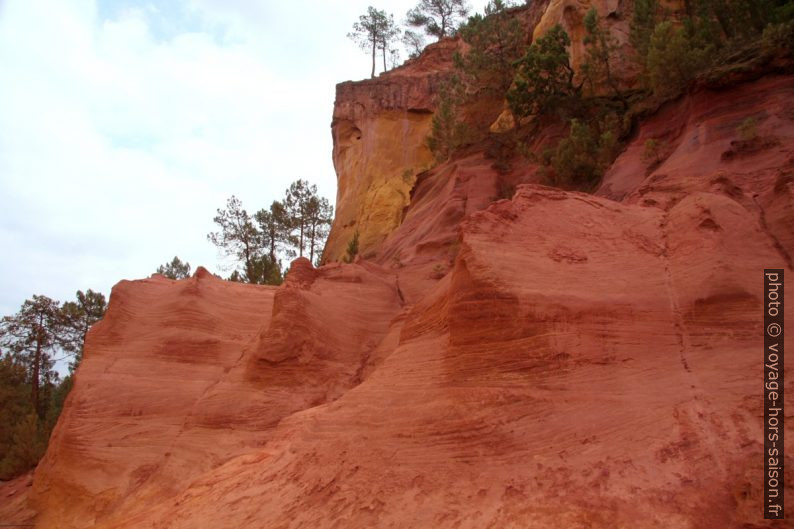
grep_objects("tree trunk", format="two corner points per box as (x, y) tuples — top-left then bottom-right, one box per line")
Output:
(299, 224), (304, 258)
(382, 44), (387, 72)
(32, 318), (42, 414)
(269, 228), (277, 263)
(309, 222), (317, 263)
(244, 243), (259, 284)
(371, 39), (376, 78)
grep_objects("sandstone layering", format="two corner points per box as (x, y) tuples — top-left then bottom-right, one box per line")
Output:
(1, 1), (792, 527)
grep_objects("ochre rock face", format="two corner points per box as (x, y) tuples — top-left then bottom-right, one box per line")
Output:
(323, 2), (559, 263)
(15, 71), (794, 528)
(323, 39), (463, 263)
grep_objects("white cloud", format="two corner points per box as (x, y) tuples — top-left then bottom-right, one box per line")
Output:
(0, 0), (491, 318)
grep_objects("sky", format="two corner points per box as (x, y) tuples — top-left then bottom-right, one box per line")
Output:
(0, 0), (492, 318)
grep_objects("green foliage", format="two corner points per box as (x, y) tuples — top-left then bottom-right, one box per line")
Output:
(284, 179), (333, 263)
(762, 18), (794, 55)
(645, 21), (710, 98)
(642, 138), (668, 166)
(634, 0), (790, 99)
(425, 1), (523, 163)
(44, 374), (73, 433)
(581, 8), (623, 102)
(60, 289), (107, 372)
(156, 256), (191, 280)
(255, 200), (296, 265)
(507, 24), (580, 120)
(457, 1), (525, 95)
(689, 0), (779, 42)
(549, 119), (616, 189)
(0, 356), (34, 479)
(777, 1), (794, 23)
(630, 0), (661, 62)
(228, 255), (282, 285)
(0, 289), (100, 480)
(344, 231), (360, 263)
(427, 77), (470, 160)
(403, 30), (427, 59)
(378, 13), (401, 72)
(406, 0), (470, 40)
(305, 195), (334, 264)
(1, 295), (67, 417)
(0, 412), (47, 480)
(207, 196), (267, 284)
(210, 181), (333, 278)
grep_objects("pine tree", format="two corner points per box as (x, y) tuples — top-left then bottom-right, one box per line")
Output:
(378, 13), (401, 72)
(255, 200), (295, 268)
(0, 355), (33, 479)
(284, 180), (318, 259)
(630, 0), (661, 63)
(507, 24), (580, 120)
(581, 7), (623, 103)
(155, 256), (192, 280)
(0, 296), (67, 416)
(407, 0), (470, 40)
(207, 196), (264, 284)
(645, 21), (707, 98)
(403, 30), (427, 59)
(0, 412), (46, 479)
(426, 77), (469, 160)
(60, 290), (107, 372)
(348, 7), (395, 78)
(305, 196), (333, 264)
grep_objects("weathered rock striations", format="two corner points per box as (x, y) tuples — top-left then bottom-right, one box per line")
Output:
(23, 261), (403, 529)
(43, 174), (792, 528)
(28, 270), (278, 528)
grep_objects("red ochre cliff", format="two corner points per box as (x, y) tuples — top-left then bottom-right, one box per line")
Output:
(2, 1), (793, 528)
